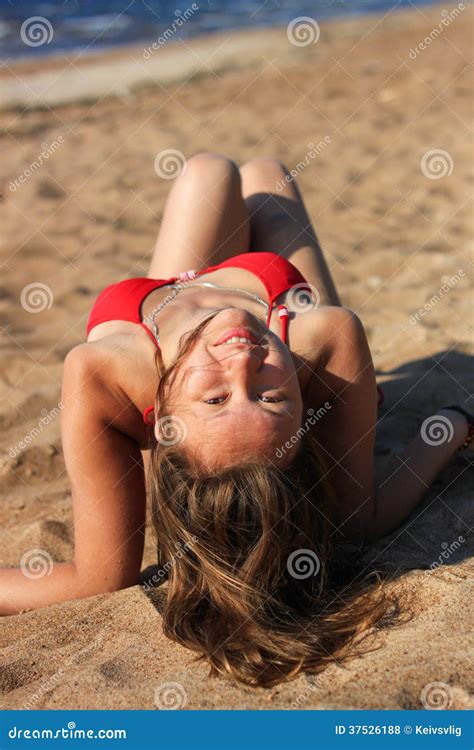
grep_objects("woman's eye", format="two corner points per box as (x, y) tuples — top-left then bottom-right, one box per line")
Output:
(205, 396), (227, 405)
(258, 394), (282, 403)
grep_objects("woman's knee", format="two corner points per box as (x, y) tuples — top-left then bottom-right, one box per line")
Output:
(181, 152), (240, 190)
(240, 156), (289, 180)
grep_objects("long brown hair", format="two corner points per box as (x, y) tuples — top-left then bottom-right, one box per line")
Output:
(148, 313), (390, 687)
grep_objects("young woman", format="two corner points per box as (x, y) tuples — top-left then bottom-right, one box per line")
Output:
(2, 154), (472, 686)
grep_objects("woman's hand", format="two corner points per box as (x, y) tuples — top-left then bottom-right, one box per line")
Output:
(373, 407), (469, 540)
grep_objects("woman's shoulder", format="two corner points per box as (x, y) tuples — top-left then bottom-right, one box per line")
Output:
(294, 305), (365, 357)
(62, 336), (156, 443)
(62, 340), (127, 414)
(307, 304), (363, 330)
(63, 338), (125, 385)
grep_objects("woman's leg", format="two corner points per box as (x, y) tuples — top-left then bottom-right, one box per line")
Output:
(148, 153), (250, 279)
(239, 157), (340, 306)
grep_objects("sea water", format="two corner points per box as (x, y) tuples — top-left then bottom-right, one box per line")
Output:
(0, 0), (443, 60)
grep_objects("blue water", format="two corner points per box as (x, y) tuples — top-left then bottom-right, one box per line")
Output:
(0, 0), (440, 60)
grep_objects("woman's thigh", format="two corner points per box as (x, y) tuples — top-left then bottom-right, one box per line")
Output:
(148, 152), (250, 279)
(240, 157), (340, 306)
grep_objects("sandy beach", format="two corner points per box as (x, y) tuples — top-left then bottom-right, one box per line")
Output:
(0, 3), (473, 710)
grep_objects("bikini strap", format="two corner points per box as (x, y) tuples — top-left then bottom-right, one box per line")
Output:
(178, 270), (198, 281)
(139, 322), (160, 349)
(143, 405), (155, 425)
(278, 304), (289, 343)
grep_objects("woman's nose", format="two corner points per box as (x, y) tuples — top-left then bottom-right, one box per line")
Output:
(222, 344), (267, 371)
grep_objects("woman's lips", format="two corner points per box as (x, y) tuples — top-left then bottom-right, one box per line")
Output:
(213, 327), (259, 346)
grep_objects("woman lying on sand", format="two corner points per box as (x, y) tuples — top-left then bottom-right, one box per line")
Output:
(2, 154), (473, 685)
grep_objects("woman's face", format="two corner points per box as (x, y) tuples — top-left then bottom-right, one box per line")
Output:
(157, 308), (303, 470)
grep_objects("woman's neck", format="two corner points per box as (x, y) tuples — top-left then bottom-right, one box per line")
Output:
(149, 286), (268, 367)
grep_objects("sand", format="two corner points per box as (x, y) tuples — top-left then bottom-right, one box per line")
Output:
(0, 4), (473, 710)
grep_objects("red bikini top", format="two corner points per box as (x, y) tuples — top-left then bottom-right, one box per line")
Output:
(86, 252), (312, 425)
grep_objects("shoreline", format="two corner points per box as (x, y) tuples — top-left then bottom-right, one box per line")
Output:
(0, 3), (450, 110)
(0, 0), (441, 69)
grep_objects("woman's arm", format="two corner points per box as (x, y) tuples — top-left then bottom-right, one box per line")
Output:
(302, 308), (467, 543)
(302, 307), (378, 541)
(373, 407), (468, 539)
(0, 344), (146, 615)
